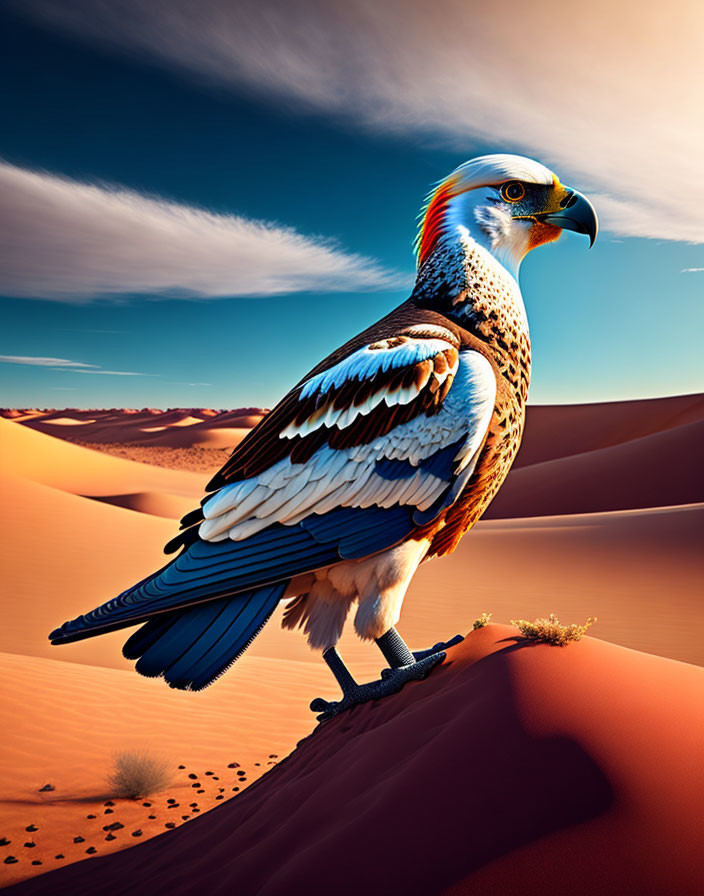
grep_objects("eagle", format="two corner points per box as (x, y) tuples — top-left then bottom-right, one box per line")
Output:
(50, 154), (597, 720)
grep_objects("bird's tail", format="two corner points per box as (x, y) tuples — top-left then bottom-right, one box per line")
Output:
(121, 582), (285, 690)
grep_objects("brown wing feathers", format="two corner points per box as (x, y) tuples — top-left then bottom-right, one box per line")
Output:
(166, 328), (459, 555)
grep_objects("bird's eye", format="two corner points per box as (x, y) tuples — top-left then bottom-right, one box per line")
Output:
(501, 181), (525, 202)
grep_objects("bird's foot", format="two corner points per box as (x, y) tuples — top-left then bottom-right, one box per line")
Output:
(310, 652), (445, 722)
(412, 633), (464, 662)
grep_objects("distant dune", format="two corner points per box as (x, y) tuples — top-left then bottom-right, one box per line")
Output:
(7, 626), (704, 896)
(1, 407), (267, 450)
(514, 392), (704, 467)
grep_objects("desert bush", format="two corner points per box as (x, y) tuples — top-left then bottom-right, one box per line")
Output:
(473, 612), (492, 630)
(511, 613), (596, 646)
(106, 751), (172, 799)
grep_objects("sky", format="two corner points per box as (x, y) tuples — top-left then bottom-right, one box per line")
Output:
(1, 0), (702, 410)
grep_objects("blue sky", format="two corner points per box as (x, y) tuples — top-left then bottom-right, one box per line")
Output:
(1, 3), (702, 409)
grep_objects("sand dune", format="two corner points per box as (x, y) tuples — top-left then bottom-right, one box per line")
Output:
(0, 649), (330, 888)
(1, 397), (702, 889)
(489, 417), (704, 518)
(514, 392), (704, 467)
(1, 410), (702, 669)
(3, 450), (701, 669)
(6, 408), (266, 450)
(0, 419), (205, 499)
(82, 492), (196, 520)
(7, 626), (703, 895)
(7, 395), (702, 463)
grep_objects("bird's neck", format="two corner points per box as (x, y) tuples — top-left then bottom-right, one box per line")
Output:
(411, 229), (532, 402)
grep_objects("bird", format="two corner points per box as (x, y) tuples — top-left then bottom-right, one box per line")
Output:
(50, 154), (597, 720)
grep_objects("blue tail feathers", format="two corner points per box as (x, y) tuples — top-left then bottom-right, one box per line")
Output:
(121, 583), (285, 690)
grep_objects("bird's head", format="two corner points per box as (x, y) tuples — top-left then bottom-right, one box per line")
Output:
(415, 153), (598, 277)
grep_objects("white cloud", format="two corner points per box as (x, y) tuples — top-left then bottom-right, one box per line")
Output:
(0, 355), (97, 368)
(681, 268), (704, 273)
(16, 0), (704, 243)
(0, 354), (150, 376)
(0, 161), (405, 302)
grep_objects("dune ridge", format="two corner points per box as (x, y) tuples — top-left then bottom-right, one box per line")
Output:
(6, 626), (703, 896)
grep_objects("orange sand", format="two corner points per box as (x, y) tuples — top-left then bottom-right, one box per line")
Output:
(0, 396), (702, 889)
(6, 626), (704, 895)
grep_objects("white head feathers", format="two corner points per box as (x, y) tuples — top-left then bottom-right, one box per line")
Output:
(450, 154), (555, 191)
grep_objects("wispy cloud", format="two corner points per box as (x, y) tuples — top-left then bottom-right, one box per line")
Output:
(0, 354), (150, 376)
(62, 368), (154, 376)
(0, 355), (98, 368)
(0, 161), (405, 302)
(681, 268), (704, 273)
(16, 0), (703, 243)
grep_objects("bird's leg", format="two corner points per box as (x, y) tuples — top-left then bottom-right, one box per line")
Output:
(310, 630), (446, 723)
(377, 625), (465, 666)
(321, 645), (358, 696)
(375, 626), (415, 668)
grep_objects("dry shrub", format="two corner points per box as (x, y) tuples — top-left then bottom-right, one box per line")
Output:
(511, 613), (596, 646)
(473, 612), (492, 630)
(107, 751), (172, 799)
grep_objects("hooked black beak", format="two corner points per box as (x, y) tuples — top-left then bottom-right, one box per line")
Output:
(543, 188), (598, 247)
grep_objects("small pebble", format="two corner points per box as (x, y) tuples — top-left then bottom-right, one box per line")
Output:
(32, 860), (42, 866)
(218, 788), (224, 793)
(165, 822), (175, 829)
(148, 815), (156, 820)
(25, 825), (38, 833)
(24, 842), (36, 848)
(189, 802), (197, 808)
(193, 808), (200, 813)
(197, 789), (204, 794)
(104, 801), (115, 807)
(205, 771), (213, 776)
(254, 763), (260, 767)
(167, 798), (176, 804)
(0, 838), (10, 846)
(178, 765), (185, 770)
(131, 830), (143, 838)
(55, 854), (65, 860)
(39, 783), (55, 792)
(86, 847), (97, 855)
(212, 776), (219, 781)
(73, 836), (85, 844)
(105, 834), (116, 842)
(269, 754), (277, 759)
(142, 802), (152, 808)
(103, 822), (124, 832)
(233, 787), (239, 792)
(227, 763), (239, 769)
(168, 803), (180, 809)
(188, 773), (197, 780)
(191, 783), (200, 789)
(215, 795), (224, 801)
(4, 856), (18, 865)
(181, 815), (190, 821)
(86, 814), (96, 820)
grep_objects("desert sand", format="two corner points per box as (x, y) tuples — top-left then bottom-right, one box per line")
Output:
(0, 395), (702, 889)
(6, 625), (704, 896)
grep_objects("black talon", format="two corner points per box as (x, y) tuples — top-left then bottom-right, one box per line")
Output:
(311, 651), (446, 722)
(412, 633), (464, 662)
(311, 628), (458, 723)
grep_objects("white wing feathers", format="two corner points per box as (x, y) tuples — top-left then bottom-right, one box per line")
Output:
(199, 337), (496, 544)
